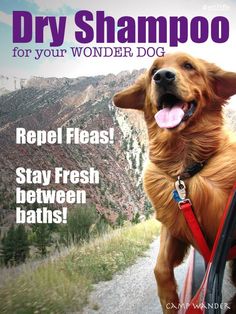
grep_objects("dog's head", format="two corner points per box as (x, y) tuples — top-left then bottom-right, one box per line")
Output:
(113, 52), (236, 132)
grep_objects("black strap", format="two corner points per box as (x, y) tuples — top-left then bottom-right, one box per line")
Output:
(179, 161), (206, 180)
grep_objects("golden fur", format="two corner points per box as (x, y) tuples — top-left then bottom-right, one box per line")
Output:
(113, 52), (236, 313)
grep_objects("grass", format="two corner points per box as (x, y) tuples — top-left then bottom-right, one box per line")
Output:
(0, 219), (160, 314)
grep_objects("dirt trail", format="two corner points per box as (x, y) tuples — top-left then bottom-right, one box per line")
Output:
(83, 238), (188, 314)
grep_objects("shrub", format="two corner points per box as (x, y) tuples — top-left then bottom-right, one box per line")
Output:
(59, 205), (106, 245)
(0, 219), (160, 314)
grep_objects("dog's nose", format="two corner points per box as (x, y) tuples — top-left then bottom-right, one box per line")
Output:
(153, 69), (176, 87)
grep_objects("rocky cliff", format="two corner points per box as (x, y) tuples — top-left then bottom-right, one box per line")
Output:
(0, 71), (235, 227)
(0, 70), (148, 225)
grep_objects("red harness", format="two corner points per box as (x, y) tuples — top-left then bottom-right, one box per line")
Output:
(179, 182), (236, 263)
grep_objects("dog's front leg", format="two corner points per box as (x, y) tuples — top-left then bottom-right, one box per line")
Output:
(154, 226), (189, 314)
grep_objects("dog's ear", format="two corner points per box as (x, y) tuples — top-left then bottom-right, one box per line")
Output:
(113, 73), (146, 110)
(208, 64), (236, 99)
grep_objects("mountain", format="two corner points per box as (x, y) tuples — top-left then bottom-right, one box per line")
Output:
(0, 71), (235, 227)
(0, 70), (148, 226)
(224, 105), (236, 133)
(0, 75), (28, 96)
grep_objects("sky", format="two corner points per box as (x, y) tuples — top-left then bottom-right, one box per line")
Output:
(0, 0), (236, 80)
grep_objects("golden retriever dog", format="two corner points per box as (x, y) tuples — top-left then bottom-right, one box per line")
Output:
(113, 52), (236, 313)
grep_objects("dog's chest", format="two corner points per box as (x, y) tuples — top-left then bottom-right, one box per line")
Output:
(143, 159), (235, 246)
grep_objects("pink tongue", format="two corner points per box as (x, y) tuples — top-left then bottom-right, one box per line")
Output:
(155, 105), (185, 129)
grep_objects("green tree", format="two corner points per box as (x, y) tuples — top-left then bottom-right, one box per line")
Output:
(59, 205), (101, 245)
(1, 225), (15, 265)
(1, 224), (29, 266)
(131, 154), (136, 169)
(116, 212), (127, 227)
(14, 225), (29, 263)
(129, 137), (134, 150)
(139, 152), (143, 172)
(144, 198), (154, 219)
(68, 205), (99, 242)
(131, 212), (140, 224)
(32, 224), (52, 256)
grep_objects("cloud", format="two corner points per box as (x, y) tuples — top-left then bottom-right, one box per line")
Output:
(2, 0), (236, 79)
(27, 0), (80, 12)
(0, 11), (12, 26)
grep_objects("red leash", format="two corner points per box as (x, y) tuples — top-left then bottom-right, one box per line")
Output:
(179, 200), (211, 263)
(178, 184), (236, 264)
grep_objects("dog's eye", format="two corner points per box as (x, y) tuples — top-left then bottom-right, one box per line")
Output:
(183, 62), (194, 70)
(151, 67), (158, 76)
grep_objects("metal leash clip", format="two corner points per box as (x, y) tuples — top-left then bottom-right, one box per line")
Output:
(178, 198), (192, 209)
(175, 176), (187, 200)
